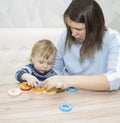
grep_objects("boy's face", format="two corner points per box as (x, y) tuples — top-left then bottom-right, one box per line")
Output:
(31, 53), (55, 73)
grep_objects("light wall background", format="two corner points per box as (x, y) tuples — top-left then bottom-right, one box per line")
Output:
(0, 0), (120, 32)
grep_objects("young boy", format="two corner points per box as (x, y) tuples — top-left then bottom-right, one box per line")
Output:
(15, 39), (57, 87)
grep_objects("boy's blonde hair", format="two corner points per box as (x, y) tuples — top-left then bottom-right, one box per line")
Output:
(30, 39), (57, 62)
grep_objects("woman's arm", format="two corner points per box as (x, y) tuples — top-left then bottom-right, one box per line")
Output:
(68, 74), (109, 91)
(43, 74), (110, 91)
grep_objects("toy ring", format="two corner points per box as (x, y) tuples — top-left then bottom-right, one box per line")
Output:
(19, 83), (32, 91)
(59, 103), (72, 112)
(8, 88), (22, 97)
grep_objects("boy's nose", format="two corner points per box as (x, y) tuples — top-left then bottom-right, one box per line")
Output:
(43, 63), (47, 67)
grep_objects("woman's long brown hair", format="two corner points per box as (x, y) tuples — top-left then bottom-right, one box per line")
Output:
(64, 0), (106, 61)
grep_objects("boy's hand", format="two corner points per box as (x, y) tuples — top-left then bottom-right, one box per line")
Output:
(22, 73), (39, 87)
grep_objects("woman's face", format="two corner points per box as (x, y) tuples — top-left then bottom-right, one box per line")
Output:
(67, 18), (86, 43)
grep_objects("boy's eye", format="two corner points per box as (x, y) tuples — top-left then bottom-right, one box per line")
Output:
(47, 62), (53, 65)
(39, 61), (44, 64)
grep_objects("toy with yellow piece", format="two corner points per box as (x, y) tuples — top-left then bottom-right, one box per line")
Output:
(19, 82), (65, 95)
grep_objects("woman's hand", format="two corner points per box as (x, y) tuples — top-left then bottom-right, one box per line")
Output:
(22, 73), (39, 87)
(43, 75), (69, 90)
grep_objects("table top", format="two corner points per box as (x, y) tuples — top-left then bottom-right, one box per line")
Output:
(0, 84), (120, 123)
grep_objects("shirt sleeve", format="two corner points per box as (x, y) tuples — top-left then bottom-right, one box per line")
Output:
(104, 29), (120, 91)
(53, 31), (67, 75)
(15, 64), (33, 82)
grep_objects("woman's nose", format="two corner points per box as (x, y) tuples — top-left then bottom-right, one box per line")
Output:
(71, 29), (77, 37)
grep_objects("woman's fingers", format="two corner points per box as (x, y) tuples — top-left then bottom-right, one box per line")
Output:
(43, 77), (55, 90)
(43, 81), (52, 90)
(56, 82), (64, 89)
(43, 76), (64, 90)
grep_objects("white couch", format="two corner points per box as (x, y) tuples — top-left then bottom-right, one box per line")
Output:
(0, 28), (65, 84)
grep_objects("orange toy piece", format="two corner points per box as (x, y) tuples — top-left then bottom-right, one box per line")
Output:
(31, 86), (64, 95)
(20, 82), (32, 91)
(32, 87), (57, 95)
(32, 87), (45, 94)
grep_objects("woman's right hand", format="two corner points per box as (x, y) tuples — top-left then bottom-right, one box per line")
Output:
(43, 75), (70, 90)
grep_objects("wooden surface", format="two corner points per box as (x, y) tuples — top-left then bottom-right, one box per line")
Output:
(0, 84), (120, 123)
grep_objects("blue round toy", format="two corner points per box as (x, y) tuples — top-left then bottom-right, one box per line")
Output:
(59, 103), (72, 112)
(66, 87), (78, 93)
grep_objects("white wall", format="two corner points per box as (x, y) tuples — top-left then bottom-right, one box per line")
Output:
(97, 0), (120, 32)
(0, 0), (120, 32)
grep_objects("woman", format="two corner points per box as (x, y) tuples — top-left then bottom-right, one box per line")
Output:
(44, 0), (120, 91)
